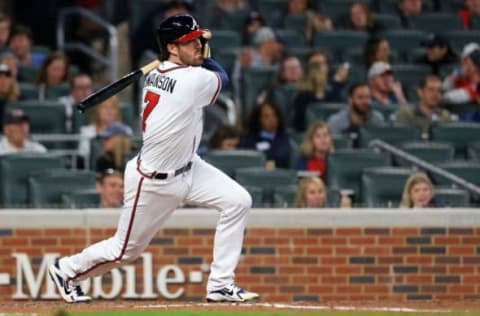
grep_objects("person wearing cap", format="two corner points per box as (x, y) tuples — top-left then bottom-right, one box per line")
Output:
(327, 83), (384, 146)
(442, 48), (480, 106)
(396, 74), (453, 135)
(232, 26), (283, 106)
(0, 63), (21, 127)
(415, 33), (458, 76)
(95, 122), (134, 172)
(0, 108), (47, 155)
(368, 61), (408, 109)
(96, 169), (124, 208)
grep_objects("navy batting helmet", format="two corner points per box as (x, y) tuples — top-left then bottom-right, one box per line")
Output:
(156, 14), (206, 60)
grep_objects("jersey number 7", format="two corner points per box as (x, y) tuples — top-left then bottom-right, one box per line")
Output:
(142, 91), (160, 131)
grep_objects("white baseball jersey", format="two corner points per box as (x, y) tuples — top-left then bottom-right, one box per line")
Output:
(139, 61), (221, 172)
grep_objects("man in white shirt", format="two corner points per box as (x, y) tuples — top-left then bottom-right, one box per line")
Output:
(0, 108), (47, 155)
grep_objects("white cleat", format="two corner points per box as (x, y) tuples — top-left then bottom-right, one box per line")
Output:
(206, 284), (260, 302)
(48, 261), (91, 303)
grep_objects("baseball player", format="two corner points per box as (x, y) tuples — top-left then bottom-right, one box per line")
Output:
(49, 14), (259, 303)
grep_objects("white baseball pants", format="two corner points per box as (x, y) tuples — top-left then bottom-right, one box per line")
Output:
(58, 154), (252, 292)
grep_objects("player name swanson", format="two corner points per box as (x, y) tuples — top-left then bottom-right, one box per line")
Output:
(10, 252), (201, 300)
(145, 73), (177, 93)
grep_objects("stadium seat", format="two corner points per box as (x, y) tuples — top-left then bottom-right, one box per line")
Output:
(434, 187), (470, 207)
(289, 138), (299, 168)
(283, 14), (307, 36)
(357, 124), (422, 148)
(305, 102), (348, 126)
(430, 161), (480, 187)
(371, 13), (402, 30)
(471, 15), (480, 30)
(45, 84), (70, 100)
(203, 150), (266, 178)
(467, 141), (480, 161)
(241, 66), (276, 121)
(437, 0), (465, 12)
(378, 0), (434, 14)
(6, 100), (67, 134)
(28, 169), (97, 208)
(326, 149), (391, 198)
(215, 48), (239, 75)
(18, 82), (39, 99)
(396, 141), (455, 166)
(208, 30), (242, 51)
(312, 31), (369, 56)
(319, 0), (373, 24)
(332, 134), (353, 150)
(255, 0), (288, 25)
(0, 154), (65, 207)
(273, 84), (297, 124)
(273, 184), (298, 207)
(129, 0), (164, 34)
(446, 30), (480, 53)
(235, 167), (297, 206)
(61, 190), (100, 209)
(17, 65), (40, 83)
(381, 30), (428, 60)
(276, 29), (307, 48)
(406, 14), (464, 32)
(215, 10), (249, 31)
(343, 47), (400, 65)
(430, 122), (480, 159)
(361, 166), (413, 208)
(244, 185), (264, 208)
(390, 64), (431, 89)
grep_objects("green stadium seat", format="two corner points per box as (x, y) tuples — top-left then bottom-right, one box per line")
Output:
(203, 150), (266, 178)
(437, 0), (464, 12)
(430, 122), (480, 159)
(471, 15), (480, 30)
(378, 0), (434, 14)
(241, 66), (276, 121)
(0, 154), (65, 207)
(446, 31), (480, 54)
(28, 169), (97, 208)
(208, 30), (242, 51)
(6, 100), (67, 134)
(18, 65), (40, 83)
(61, 190), (100, 209)
(407, 14), (464, 32)
(313, 31), (369, 56)
(434, 187), (470, 207)
(430, 161), (480, 187)
(216, 48), (240, 75)
(375, 106), (398, 122)
(357, 124), (422, 148)
(289, 137), (299, 168)
(305, 102), (348, 126)
(215, 10), (249, 31)
(396, 141), (455, 166)
(244, 185), (264, 208)
(45, 84), (70, 100)
(236, 167), (297, 206)
(467, 141), (480, 161)
(381, 30), (428, 59)
(129, 0), (163, 33)
(273, 84), (297, 123)
(326, 149), (391, 197)
(332, 134), (353, 150)
(273, 184), (298, 207)
(276, 29), (307, 47)
(256, 0), (288, 25)
(283, 14), (307, 36)
(361, 166), (413, 208)
(19, 82), (39, 99)
(371, 13), (402, 30)
(390, 64), (431, 89)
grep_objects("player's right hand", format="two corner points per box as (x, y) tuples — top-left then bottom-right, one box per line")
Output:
(201, 30), (212, 58)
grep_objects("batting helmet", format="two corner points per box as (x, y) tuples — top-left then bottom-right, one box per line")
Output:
(156, 14), (207, 60)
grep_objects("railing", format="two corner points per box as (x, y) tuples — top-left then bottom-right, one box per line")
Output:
(56, 7), (119, 82)
(369, 139), (480, 199)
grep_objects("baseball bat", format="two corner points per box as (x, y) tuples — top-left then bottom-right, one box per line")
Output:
(76, 59), (160, 113)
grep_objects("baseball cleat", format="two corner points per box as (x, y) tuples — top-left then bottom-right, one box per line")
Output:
(206, 284), (260, 302)
(48, 260), (91, 303)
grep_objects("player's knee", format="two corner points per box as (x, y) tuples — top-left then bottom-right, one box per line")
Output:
(235, 187), (252, 210)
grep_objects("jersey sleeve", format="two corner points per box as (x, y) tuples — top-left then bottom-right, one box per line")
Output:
(192, 67), (221, 108)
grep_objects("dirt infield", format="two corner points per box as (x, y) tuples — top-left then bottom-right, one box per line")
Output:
(2, 300), (480, 315)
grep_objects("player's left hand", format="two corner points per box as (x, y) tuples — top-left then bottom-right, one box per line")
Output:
(201, 30), (212, 58)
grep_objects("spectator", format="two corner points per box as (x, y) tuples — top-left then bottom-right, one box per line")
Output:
(0, 14), (11, 50)
(241, 11), (267, 46)
(415, 33), (458, 76)
(294, 176), (327, 208)
(275, 0), (333, 42)
(96, 169), (124, 208)
(291, 51), (349, 132)
(295, 121), (333, 181)
(8, 24), (46, 67)
(58, 73), (94, 133)
(79, 96), (122, 161)
(0, 108), (47, 155)
(363, 37), (391, 68)
(442, 48), (480, 106)
(36, 51), (70, 100)
(345, 1), (381, 35)
(95, 122), (134, 172)
(0, 52), (19, 79)
(327, 83), (384, 143)
(239, 101), (291, 168)
(400, 172), (445, 208)
(458, 0), (480, 29)
(0, 64), (21, 126)
(397, 0), (424, 26)
(232, 26), (283, 105)
(396, 75), (453, 135)
(208, 124), (240, 150)
(273, 54), (303, 87)
(368, 61), (408, 108)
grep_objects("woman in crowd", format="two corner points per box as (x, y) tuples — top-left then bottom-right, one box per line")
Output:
(363, 37), (391, 68)
(400, 172), (445, 208)
(207, 124), (240, 150)
(345, 1), (381, 35)
(295, 121), (333, 181)
(294, 176), (327, 208)
(35, 51), (70, 99)
(239, 101), (291, 168)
